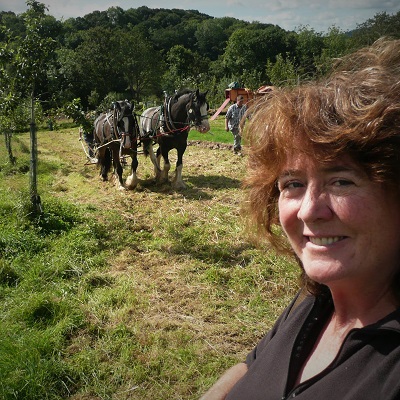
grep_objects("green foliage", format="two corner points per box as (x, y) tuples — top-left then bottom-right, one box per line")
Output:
(62, 98), (95, 133)
(351, 11), (400, 47)
(1, 2), (396, 113)
(0, 327), (74, 399)
(241, 69), (264, 90)
(96, 92), (124, 113)
(1, 98), (44, 132)
(72, 26), (121, 102)
(315, 26), (351, 77)
(164, 45), (209, 91)
(0, 261), (19, 286)
(266, 53), (298, 87)
(292, 26), (324, 79)
(0, 226), (46, 260)
(195, 18), (230, 60)
(0, 191), (99, 399)
(35, 198), (85, 234)
(118, 29), (165, 100)
(223, 25), (293, 84)
(15, 1), (56, 87)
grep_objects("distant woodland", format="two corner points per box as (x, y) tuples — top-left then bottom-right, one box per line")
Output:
(1, 1), (400, 126)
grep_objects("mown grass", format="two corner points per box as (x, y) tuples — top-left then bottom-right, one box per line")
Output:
(189, 115), (231, 143)
(0, 120), (299, 399)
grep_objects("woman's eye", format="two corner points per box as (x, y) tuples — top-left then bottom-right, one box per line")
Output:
(332, 179), (353, 186)
(287, 182), (303, 188)
(278, 180), (303, 191)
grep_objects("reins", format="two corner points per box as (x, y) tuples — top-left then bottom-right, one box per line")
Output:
(79, 128), (98, 165)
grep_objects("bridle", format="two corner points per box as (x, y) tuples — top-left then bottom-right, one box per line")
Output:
(112, 101), (134, 137)
(186, 91), (209, 128)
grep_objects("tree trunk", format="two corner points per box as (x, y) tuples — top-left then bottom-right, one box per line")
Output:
(4, 130), (16, 165)
(29, 91), (42, 215)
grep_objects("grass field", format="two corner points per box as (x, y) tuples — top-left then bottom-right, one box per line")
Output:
(188, 116), (231, 143)
(0, 119), (299, 399)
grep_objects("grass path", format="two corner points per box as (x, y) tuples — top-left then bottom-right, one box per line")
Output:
(0, 123), (299, 399)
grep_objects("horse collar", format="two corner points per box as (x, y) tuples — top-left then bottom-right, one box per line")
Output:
(163, 96), (184, 133)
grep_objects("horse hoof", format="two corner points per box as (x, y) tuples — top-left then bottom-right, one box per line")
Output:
(125, 176), (138, 190)
(125, 183), (137, 190)
(172, 181), (187, 190)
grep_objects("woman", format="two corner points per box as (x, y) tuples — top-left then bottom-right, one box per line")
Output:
(200, 37), (400, 399)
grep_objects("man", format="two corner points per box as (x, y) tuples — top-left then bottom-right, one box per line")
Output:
(225, 95), (247, 155)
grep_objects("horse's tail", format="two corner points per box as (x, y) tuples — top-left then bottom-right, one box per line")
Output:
(142, 138), (151, 158)
(139, 116), (152, 159)
(104, 147), (112, 171)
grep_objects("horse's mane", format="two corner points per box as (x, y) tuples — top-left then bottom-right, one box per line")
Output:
(172, 88), (207, 106)
(113, 100), (134, 118)
(174, 88), (192, 99)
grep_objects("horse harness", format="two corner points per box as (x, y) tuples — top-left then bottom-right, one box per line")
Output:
(96, 102), (139, 149)
(145, 92), (208, 138)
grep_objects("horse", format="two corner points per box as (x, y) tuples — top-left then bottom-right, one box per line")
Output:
(140, 88), (210, 189)
(93, 100), (140, 190)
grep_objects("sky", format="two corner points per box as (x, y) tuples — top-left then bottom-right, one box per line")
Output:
(1, 0), (399, 33)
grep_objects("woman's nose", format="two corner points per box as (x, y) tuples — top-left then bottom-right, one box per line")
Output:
(297, 187), (333, 222)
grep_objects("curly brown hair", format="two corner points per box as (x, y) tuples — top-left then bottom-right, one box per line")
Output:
(242, 37), (400, 295)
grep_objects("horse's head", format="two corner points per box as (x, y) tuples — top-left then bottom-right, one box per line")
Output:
(113, 100), (136, 148)
(186, 89), (210, 133)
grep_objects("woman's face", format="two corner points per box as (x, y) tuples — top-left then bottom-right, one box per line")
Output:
(277, 154), (400, 292)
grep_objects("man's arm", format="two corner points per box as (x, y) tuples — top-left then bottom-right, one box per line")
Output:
(225, 106), (232, 131)
(199, 362), (248, 400)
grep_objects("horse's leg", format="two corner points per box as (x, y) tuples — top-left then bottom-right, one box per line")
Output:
(171, 142), (187, 189)
(112, 147), (125, 190)
(148, 143), (161, 175)
(157, 145), (170, 184)
(143, 139), (161, 180)
(125, 149), (139, 190)
(98, 147), (111, 181)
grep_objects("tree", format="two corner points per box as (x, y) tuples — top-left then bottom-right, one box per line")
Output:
(0, 27), (17, 165)
(163, 45), (209, 92)
(0, 11), (25, 40)
(351, 11), (400, 47)
(223, 25), (293, 84)
(107, 6), (127, 27)
(13, 0), (56, 214)
(293, 26), (324, 79)
(315, 26), (350, 77)
(266, 53), (298, 87)
(82, 10), (110, 29)
(118, 30), (164, 100)
(195, 19), (228, 61)
(68, 27), (124, 106)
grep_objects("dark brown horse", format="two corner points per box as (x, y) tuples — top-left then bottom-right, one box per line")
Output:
(140, 89), (210, 189)
(93, 100), (140, 190)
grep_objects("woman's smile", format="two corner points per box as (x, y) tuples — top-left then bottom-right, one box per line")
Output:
(307, 236), (345, 246)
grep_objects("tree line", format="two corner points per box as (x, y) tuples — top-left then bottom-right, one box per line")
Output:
(1, 0), (400, 129)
